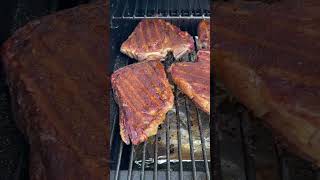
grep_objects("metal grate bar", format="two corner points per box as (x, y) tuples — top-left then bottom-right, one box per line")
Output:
(110, 15), (211, 180)
(177, 0), (181, 16)
(197, 0), (204, 17)
(274, 142), (286, 180)
(174, 86), (184, 180)
(154, 134), (158, 180)
(128, 145), (135, 180)
(133, 0), (138, 17)
(166, 113), (171, 180)
(112, 16), (210, 20)
(141, 141), (147, 180)
(192, 0), (196, 15)
(239, 111), (256, 180)
(167, 0), (170, 17)
(156, 0), (159, 16)
(196, 108), (210, 180)
(211, 108), (221, 180)
(112, 0), (210, 19)
(187, 0), (192, 16)
(185, 98), (197, 180)
(121, 0), (129, 18)
(111, 0), (120, 18)
(115, 142), (124, 180)
(110, 101), (117, 147)
(145, 0), (149, 17)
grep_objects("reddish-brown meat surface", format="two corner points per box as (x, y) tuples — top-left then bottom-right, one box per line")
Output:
(121, 19), (194, 61)
(111, 60), (174, 145)
(198, 20), (210, 49)
(1, 1), (108, 179)
(169, 51), (210, 114)
(196, 50), (210, 63)
(214, 0), (320, 166)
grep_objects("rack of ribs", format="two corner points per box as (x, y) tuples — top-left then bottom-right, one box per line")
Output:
(111, 60), (174, 145)
(169, 50), (210, 114)
(121, 19), (194, 61)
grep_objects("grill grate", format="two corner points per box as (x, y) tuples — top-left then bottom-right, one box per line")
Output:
(110, 1), (212, 179)
(110, 18), (212, 180)
(215, 81), (320, 180)
(110, 54), (212, 180)
(111, 0), (210, 20)
(110, 96), (211, 179)
(111, 1), (320, 180)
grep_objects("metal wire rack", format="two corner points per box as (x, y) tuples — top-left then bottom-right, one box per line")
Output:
(110, 0), (320, 180)
(109, 17), (212, 179)
(110, 83), (211, 180)
(111, 0), (210, 20)
(215, 81), (320, 180)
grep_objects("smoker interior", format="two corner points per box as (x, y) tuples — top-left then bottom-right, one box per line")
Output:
(213, 0), (320, 179)
(110, 0), (212, 179)
(110, 19), (212, 180)
(110, 1), (320, 180)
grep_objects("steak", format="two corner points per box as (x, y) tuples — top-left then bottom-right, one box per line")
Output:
(1, 2), (108, 179)
(198, 20), (210, 49)
(213, 0), (320, 166)
(169, 51), (210, 114)
(111, 60), (174, 145)
(120, 19), (194, 61)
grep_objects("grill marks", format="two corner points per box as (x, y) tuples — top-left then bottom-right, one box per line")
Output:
(114, 20), (210, 145)
(169, 50), (211, 114)
(111, 60), (174, 145)
(173, 67), (209, 84)
(171, 64), (210, 88)
(129, 67), (162, 108)
(152, 20), (162, 47)
(120, 19), (194, 61)
(139, 21), (147, 48)
(145, 20), (155, 50)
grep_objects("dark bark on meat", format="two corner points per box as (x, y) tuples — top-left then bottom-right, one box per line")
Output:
(111, 60), (174, 145)
(214, 0), (320, 166)
(120, 19), (194, 61)
(169, 50), (210, 114)
(1, 1), (108, 179)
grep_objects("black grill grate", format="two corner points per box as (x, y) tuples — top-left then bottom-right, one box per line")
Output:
(110, 1), (320, 180)
(111, 0), (210, 20)
(215, 81), (320, 180)
(109, 15), (212, 179)
(110, 53), (212, 180)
